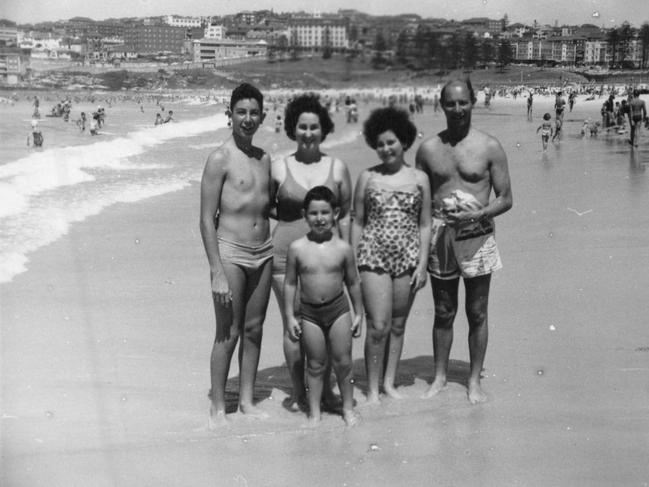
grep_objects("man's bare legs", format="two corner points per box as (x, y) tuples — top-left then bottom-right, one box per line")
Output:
(209, 261), (271, 427)
(422, 277), (458, 398)
(464, 274), (491, 404)
(422, 274), (491, 403)
(361, 271), (392, 404)
(382, 274), (415, 399)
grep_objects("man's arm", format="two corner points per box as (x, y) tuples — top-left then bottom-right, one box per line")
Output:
(199, 150), (231, 306)
(481, 137), (513, 220)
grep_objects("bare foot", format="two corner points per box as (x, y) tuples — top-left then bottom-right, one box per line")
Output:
(208, 406), (229, 429)
(467, 381), (488, 404)
(364, 392), (381, 406)
(383, 384), (405, 400)
(239, 403), (269, 419)
(306, 414), (321, 428)
(421, 379), (446, 399)
(343, 409), (361, 427)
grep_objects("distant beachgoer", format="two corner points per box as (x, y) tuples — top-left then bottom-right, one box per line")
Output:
(27, 120), (43, 148)
(552, 116), (563, 143)
(416, 79), (513, 404)
(155, 113), (163, 126)
(352, 106), (432, 404)
(568, 92), (576, 112)
(77, 112), (87, 132)
(604, 95), (615, 127)
(527, 92), (534, 120)
(283, 186), (363, 427)
(537, 113), (553, 151)
(433, 94), (440, 113)
(32, 96), (40, 119)
(628, 89), (647, 147)
(199, 83), (272, 426)
(164, 110), (174, 123)
(554, 92), (566, 122)
(274, 114), (282, 133)
(89, 114), (99, 135)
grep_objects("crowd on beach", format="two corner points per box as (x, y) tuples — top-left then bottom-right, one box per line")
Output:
(199, 80), (514, 428)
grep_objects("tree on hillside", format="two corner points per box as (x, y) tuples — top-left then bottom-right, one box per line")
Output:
(617, 21), (634, 66)
(396, 30), (409, 65)
(463, 32), (479, 69)
(498, 39), (514, 71)
(640, 22), (649, 69)
(372, 31), (388, 68)
(606, 26), (620, 67)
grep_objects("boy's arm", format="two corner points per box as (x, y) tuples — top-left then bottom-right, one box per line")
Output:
(343, 244), (364, 338)
(199, 150), (231, 306)
(283, 244), (302, 341)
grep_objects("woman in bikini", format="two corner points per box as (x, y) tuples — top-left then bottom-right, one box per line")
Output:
(352, 106), (432, 404)
(271, 93), (353, 411)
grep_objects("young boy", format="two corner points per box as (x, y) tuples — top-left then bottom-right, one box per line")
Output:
(552, 116), (563, 143)
(536, 113), (553, 151)
(199, 82), (273, 427)
(283, 186), (363, 427)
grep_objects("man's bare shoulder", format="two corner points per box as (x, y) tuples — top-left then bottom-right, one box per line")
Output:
(205, 144), (232, 170)
(418, 132), (445, 151)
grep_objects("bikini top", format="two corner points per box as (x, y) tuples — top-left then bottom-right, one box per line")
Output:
(276, 156), (340, 222)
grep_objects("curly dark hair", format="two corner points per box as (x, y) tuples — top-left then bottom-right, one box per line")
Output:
(362, 106), (418, 151)
(283, 93), (334, 142)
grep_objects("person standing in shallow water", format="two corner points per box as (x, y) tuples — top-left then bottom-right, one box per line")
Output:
(270, 93), (353, 412)
(352, 106), (432, 404)
(199, 83), (273, 426)
(416, 79), (513, 404)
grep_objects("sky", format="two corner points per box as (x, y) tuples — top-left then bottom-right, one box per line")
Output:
(1, 0), (647, 27)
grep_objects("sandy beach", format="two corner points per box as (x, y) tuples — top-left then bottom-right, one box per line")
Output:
(2, 93), (649, 486)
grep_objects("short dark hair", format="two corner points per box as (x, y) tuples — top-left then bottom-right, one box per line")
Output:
(230, 83), (263, 113)
(440, 79), (477, 106)
(303, 185), (337, 211)
(284, 93), (334, 142)
(363, 106), (418, 150)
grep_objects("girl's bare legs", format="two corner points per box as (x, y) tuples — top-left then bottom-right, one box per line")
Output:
(382, 273), (415, 399)
(361, 271), (392, 404)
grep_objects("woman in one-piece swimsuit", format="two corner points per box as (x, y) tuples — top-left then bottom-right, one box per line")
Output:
(352, 106), (432, 404)
(270, 93), (352, 411)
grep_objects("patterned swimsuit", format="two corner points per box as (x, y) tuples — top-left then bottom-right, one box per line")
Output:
(356, 181), (422, 277)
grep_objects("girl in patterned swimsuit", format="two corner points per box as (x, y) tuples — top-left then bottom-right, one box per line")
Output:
(352, 107), (432, 404)
(270, 93), (353, 411)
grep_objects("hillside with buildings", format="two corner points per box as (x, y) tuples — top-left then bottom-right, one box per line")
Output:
(1, 11), (648, 89)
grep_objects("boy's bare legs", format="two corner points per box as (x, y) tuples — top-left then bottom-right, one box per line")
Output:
(361, 271), (392, 404)
(464, 275), (491, 404)
(209, 263), (245, 427)
(301, 320), (327, 426)
(382, 273), (415, 400)
(272, 276), (336, 412)
(272, 276), (307, 410)
(422, 277), (459, 399)
(329, 313), (360, 426)
(237, 260), (272, 417)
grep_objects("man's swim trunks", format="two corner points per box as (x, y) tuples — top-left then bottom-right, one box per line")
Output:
(300, 291), (350, 330)
(428, 190), (501, 280)
(356, 181), (422, 277)
(217, 236), (273, 271)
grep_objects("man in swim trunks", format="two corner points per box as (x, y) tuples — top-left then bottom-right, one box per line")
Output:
(416, 79), (513, 405)
(554, 91), (566, 122)
(628, 89), (647, 147)
(200, 83), (272, 426)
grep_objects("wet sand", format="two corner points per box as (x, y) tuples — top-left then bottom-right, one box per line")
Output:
(2, 95), (649, 486)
